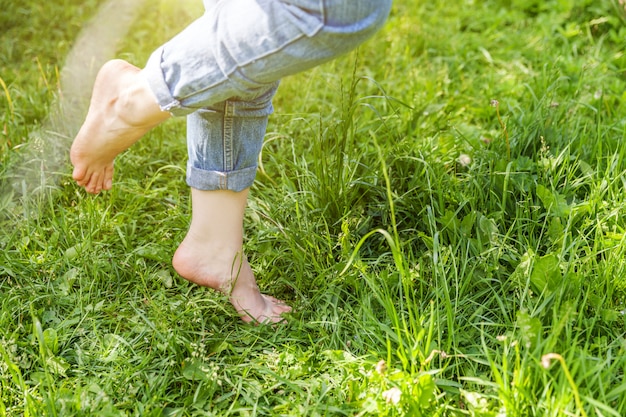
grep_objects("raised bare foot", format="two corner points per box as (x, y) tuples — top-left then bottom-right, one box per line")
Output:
(172, 236), (292, 324)
(70, 59), (170, 194)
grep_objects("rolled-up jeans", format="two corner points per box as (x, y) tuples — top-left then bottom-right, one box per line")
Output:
(143, 0), (392, 192)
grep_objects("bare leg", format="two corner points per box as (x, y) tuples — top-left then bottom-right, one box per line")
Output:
(70, 59), (171, 194)
(172, 188), (292, 324)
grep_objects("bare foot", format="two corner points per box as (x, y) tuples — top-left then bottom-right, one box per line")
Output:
(70, 59), (170, 194)
(172, 236), (292, 324)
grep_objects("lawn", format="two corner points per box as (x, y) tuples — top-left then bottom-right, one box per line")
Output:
(1, 0), (626, 415)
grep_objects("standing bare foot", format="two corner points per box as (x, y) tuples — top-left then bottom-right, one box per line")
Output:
(172, 188), (292, 324)
(173, 238), (292, 324)
(70, 59), (170, 194)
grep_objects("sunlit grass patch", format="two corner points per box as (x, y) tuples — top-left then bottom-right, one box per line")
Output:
(2, 0), (626, 415)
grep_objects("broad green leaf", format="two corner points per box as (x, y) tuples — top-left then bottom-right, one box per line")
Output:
(43, 328), (58, 355)
(182, 358), (211, 381)
(516, 310), (542, 349)
(530, 253), (562, 294)
(536, 184), (570, 218)
(416, 373), (435, 407)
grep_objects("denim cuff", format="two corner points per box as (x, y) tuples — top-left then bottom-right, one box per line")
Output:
(144, 47), (195, 117)
(186, 163), (257, 192)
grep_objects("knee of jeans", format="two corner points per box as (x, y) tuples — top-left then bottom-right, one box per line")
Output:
(324, 0), (392, 36)
(232, 80), (280, 117)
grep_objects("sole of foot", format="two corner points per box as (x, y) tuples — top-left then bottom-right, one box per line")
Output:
(70, 59), (170, 194)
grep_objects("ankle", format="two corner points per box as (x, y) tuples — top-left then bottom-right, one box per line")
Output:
(114, 73), (168, 128)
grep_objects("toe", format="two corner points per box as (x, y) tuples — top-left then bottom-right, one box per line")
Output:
(264, 294), (287, 305)
(73, 166), (88, 185)
(72, 169), (84, 183)
(261, 295), (292, 313)
(103, 166), (114, 190)
(86, 172), (103, 194)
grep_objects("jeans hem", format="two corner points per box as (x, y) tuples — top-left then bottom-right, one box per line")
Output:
(186, 164), (257, 192)
(144, 47), (195, 117)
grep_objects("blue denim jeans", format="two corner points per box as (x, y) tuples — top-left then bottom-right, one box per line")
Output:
(144, 0), (392, 191)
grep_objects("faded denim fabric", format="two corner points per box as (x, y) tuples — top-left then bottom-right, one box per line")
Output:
(143, 0), (392, 191)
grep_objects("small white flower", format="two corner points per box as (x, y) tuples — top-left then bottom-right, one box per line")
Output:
(458, 154), (472, 167)
(541, 353), (561, 369)
(382, 387), (402, 405)
(375, 359), (387, 375)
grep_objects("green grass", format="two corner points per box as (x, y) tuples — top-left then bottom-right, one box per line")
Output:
(0, 0), (102, 144)
(2, 0), (626, 415)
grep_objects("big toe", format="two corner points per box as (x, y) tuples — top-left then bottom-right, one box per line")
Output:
(72, 164), (87, 183)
